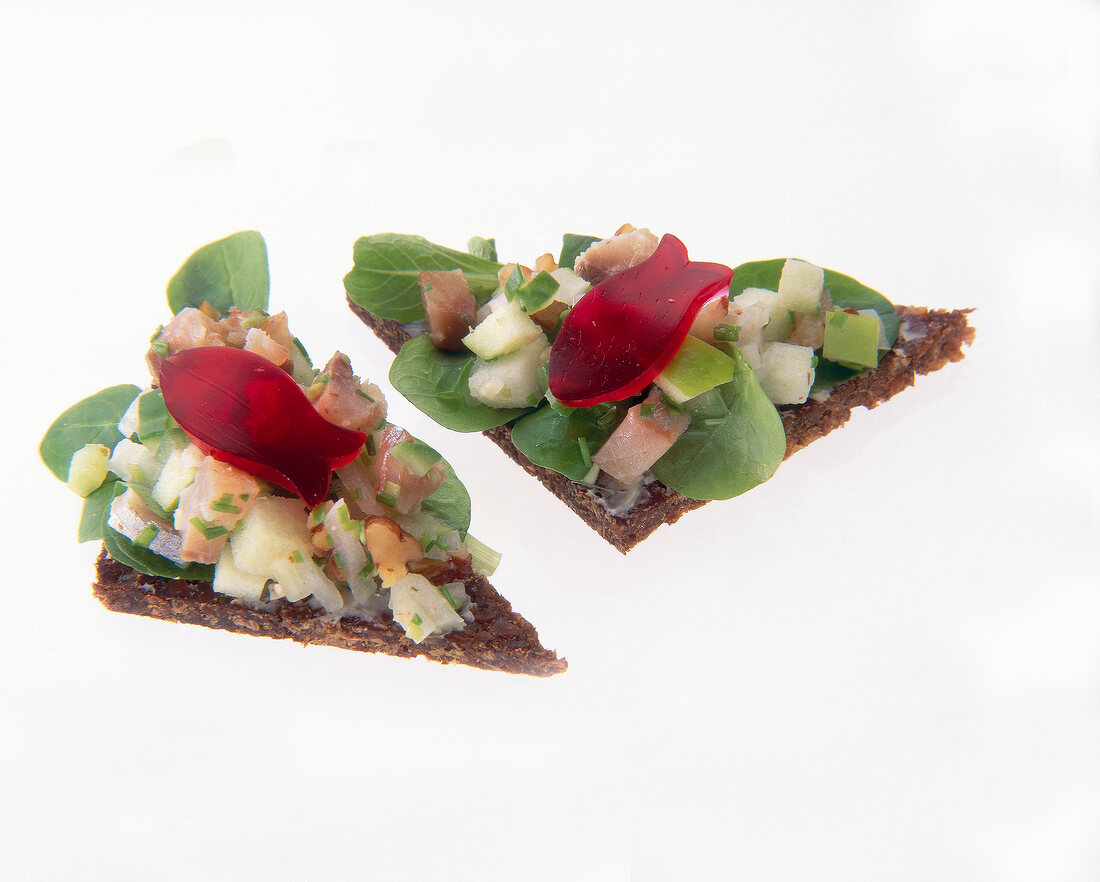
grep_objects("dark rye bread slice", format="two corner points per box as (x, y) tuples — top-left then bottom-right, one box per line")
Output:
(350, 299), (974, 552)
(93, 549), (567, 677)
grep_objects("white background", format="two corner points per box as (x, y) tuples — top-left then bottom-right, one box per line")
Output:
(2, 2), (1098, 880)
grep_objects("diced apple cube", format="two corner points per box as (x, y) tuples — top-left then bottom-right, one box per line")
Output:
(213, 543), (269, 604)
(757, 342), (816, 405)
(468, 335), (550, 408)
(654, 336), (737, 404)
(778, 259), (825, 313)
(67, 443), (111, 497)
(462, 297), (542, 360)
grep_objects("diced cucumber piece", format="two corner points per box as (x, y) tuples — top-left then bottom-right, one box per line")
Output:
(514, 271), (560, 314)
(654, 336), (738, 404)
(823, 310), (881, 370)
(777, 259), (824, 313)
(757, 342), (816, 405)
(464, 533), (501, 576)
(857, 309), (891, 350)
(468, 335), (550, 408)
(391, 440), (443, 478)
(463, 297), (543, 360)
(107, 438), (164, 486)
(67, 443), (111, 497)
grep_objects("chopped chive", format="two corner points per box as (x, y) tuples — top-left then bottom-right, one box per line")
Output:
(310, 506), (326, 526)
(595, 405), (619, 430)
(362, 551), (374, 571)
(411, 613), (423, 626)
(365, 435), (377, 456)
(810, 355), (819, 367)
(210, 493), (240, 514)
(376, 490), (398, 509)
(239, 492), (250, 501)
(134, 524), (158, 547)
(354, 388), (375, 401)
(189, 518), (229, 540)
(577, 436), (592, 467)
(640, 402), (655, 418)
(333, 551), (345, 569)
(439, 584), (459, 610)
(358, 562), (374, 580)
(713, 323), (739, 342)
(337, 504), (354, 530)
(290, 550), (305, 564)
(351, 487), (363, 501)
(150, 340), (170, 355)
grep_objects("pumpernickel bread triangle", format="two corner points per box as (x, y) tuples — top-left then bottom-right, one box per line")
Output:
(42, 232), (566, 677)
(350, 301), (974, 553)
(93, 549), (566, 676)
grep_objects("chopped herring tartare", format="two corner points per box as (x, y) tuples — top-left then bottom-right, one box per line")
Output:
(42, 233), (499, 645)
(345, 225), (900, 508)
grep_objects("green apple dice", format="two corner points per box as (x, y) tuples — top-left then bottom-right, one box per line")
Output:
(230, 496), (343, 610)
(212, 543), (269, 603)
(462, 296), (542, 360)
(757, 342), (816, 405)
(823, 310), (881, 370)
(654, 335), (738, 404)
(777, 259), (824, 313)
(67, 443), (110, 497)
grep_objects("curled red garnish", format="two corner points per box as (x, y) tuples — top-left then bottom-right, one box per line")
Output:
(160, 348), (366, 507)
(548, 234), (733, 407)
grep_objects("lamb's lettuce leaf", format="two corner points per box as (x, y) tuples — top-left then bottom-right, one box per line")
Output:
(651, 349), (785, 501)
(467, 236), (498, 262)
(389, 335), (530, 432)
(166, 230), (269, 315)
(510, 401), (624, 483)
(558, 233), (601, 271)
(78, 478), (120, 543)
(39, 384), (142, 482)
(421, 459), (472, 538)
(345, 234), (503, 323)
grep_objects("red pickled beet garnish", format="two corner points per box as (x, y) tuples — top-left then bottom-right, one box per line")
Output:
(159, 347), (366, 507)
(548, 234), (734, 407)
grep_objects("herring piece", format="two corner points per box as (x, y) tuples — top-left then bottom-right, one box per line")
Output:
(108, 491), (187, 566)
(419, 269), (476, 351)
(573, 227), (659, 283)
(313, 352), (386, 433)
(592, 390), (690, 485)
